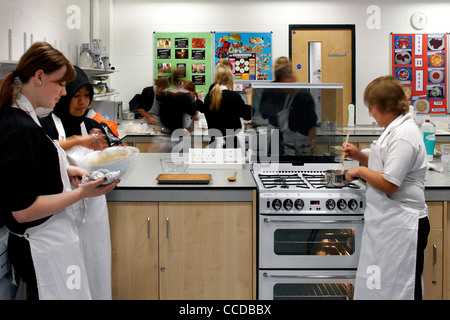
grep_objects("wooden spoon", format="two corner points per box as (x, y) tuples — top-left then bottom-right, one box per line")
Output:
(340, 131), (350, 167)
(227, 170), (237, 182)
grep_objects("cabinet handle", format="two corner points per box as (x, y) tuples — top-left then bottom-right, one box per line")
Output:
(166, 217), (170, 238)
(147, 217), (150, 238)
(433, 244), (437, 265)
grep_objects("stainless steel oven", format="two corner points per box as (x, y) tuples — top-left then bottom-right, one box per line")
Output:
(259, 214), (364, 269)
(259, 270), (355, 300)
(252, 162), (366, 300)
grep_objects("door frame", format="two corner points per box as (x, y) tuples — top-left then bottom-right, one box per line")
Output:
(288, 24), (356, 107)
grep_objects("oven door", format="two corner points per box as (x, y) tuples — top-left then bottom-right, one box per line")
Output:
(259, 215), (363, 269)
(259, 270), (355, 300)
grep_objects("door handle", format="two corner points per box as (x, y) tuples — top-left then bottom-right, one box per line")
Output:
(263, 272), (354, 280)
(147, 217), (150, 238)
(263, 218), (364, 224)
(433, 244), (437, 265)
(166, 217), (169, 238)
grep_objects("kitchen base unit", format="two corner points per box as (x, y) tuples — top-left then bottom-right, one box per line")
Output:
(108, 200), (256, 300)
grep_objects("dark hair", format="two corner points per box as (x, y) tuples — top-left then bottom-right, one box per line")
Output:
(0, 41), (76, 117)
(363, 75), (409, 116)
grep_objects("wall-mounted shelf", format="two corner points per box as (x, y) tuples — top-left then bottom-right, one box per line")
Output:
(80, 67), (115, 77)
(0, 60), (18, 72)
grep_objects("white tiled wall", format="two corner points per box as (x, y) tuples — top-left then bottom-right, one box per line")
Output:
(0, 0), (90, 64)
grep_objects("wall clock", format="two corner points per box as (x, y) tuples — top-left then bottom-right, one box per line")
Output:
(411, 12), (427, 30)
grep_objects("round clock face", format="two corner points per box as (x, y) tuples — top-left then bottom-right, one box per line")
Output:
(411, 12), (427, 30)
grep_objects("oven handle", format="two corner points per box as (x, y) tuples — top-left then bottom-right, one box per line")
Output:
(263, 272), (354, 280)
(263, 218), (364, 224)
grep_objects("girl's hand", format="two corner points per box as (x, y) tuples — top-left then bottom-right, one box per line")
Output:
(67, 165), (89, 188)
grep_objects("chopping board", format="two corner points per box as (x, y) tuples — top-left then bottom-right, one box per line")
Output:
(157, 174), (211, 184)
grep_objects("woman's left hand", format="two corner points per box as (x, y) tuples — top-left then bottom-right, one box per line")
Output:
(345, 167), (360, 181)
(80, 129), (108, 150)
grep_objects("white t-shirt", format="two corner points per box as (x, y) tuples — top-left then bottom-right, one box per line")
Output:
(378, 114), (428, 217)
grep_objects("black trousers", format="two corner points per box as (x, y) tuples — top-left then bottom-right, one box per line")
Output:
(415, 216), (430, 300)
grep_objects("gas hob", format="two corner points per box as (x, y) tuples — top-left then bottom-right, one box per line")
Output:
(252, 163), (366, 215)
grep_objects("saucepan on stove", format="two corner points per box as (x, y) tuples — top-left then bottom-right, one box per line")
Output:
(325, 169), (348, 188)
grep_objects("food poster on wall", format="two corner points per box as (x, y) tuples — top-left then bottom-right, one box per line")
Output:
(392, 33), (447, 114)
(154, 32), (212, 100)
(214, 32), (272, 81)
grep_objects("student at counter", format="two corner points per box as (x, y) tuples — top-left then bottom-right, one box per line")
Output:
(343, 75), (430, 300)
(137, 77), (170, 125)
(203, 66), (251, 149)
(39, 65), (113, 299)
(259, 57), (317, 156)
(0, 42), (119, 300)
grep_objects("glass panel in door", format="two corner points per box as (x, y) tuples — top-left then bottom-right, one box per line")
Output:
(273, 283), (354, 300)
(274, 228), (355, 256)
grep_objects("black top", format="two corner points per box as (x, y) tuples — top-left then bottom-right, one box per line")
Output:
(159, 91), (197, 132)
(203, 89), (251, 136)
(259, 88), (317, 136)
(138, 86), (156, 112)
(0, 107), (62, 234)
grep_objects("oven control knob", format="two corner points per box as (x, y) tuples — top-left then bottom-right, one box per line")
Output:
(272, 199), (282, 211)
(337, 199), (347, 210)
(348, 199), (358, 210)
(283, 199), (293, 211)
(326, 199), (336, 210)
(294, 199), (304, 210)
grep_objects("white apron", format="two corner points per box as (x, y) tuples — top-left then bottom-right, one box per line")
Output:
(12, 97), (91, 299)
(53, 114), (112, 300)
(354, 116), (419, 300)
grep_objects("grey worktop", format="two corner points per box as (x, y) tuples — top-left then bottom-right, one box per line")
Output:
(106, 153), (256, 202)
(106, 153), (450, 202)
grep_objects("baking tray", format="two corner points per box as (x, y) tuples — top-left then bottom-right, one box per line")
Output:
(156, 174), (211, 184)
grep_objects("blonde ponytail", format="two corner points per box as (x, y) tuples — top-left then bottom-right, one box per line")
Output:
(210, 83), (223, 111)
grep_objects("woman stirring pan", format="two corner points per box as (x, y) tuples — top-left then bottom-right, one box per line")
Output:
(343, 75), (430, 300)
(0, 42), (119, 300)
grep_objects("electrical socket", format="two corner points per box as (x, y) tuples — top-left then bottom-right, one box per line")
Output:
(224, 149), (236, 163)
(203, 149), (216, 163)
(192, 149), (203, 163)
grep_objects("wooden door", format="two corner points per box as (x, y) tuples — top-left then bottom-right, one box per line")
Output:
(108, 202), (159, 300)
(290, 25), (355, 125)
(158, 202), (254, 300)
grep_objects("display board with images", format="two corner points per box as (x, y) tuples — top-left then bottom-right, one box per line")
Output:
(214, 32), (272, 81)
(392, 33), (447, 114)
(154, 32), (212, 100)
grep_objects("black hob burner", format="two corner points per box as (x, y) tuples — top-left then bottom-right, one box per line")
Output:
(302, 173), (360, 189)
(258, 173), (309, 189)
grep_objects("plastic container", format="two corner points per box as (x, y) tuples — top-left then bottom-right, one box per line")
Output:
(347, 103), (355, 127)
(420, 119), (435, 161)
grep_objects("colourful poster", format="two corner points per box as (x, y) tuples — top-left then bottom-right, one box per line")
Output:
(392, 33), (447, 114)
(154, 32), (212, 100)
(214, 32), (272, 81)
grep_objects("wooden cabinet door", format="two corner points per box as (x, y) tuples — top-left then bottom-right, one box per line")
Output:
(423, 202), (444, 300)
(108, 202), (159, 300)
(158, 202), (254, 300)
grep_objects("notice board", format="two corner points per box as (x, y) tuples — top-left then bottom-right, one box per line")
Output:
(392, 33), (447, 114)
(213, 32), (272, 81)
(154, 32), (212, 99)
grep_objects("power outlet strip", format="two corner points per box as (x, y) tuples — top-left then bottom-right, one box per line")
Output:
(188, 148), (243, 169)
